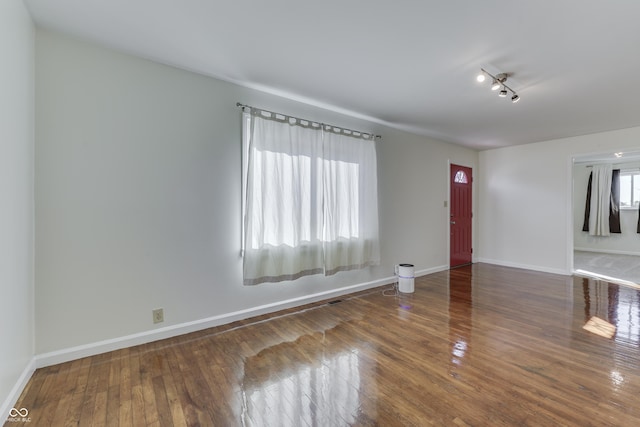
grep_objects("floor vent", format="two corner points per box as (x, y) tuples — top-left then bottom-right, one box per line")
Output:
(327, 299), (343, 305)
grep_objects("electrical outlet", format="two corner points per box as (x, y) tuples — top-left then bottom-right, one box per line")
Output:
(152, 308), (164, 324)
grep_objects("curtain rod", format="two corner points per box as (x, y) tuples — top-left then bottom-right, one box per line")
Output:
(236, 102), (382, 140)
(585, 164), (637, 168)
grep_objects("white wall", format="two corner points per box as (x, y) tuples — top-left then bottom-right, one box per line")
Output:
(479, 126), (640, 274)
(573, 161), (640, 255)
(35, 29), (478, 361)
(0, 0), (35, 416)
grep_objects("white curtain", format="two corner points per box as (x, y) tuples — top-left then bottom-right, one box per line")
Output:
(589, 164), (613, 236)
(322, 127), (380, 275)
(242, 110), (379, 285)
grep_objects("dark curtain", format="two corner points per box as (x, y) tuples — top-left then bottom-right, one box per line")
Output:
(582, 169), (621, 233)
(582, 172), (592, 232)
(610, 169), (621, 233)
(637, 202), (640, 233)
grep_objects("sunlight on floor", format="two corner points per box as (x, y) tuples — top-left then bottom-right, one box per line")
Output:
(574, 269), (640, 289)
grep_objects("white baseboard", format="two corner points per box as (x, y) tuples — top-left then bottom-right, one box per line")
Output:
(574, 247), (640, 257)
(6, 263), (449, 410)
(476, 258), (569, 276)
(35, 264), (452, 368)
(35, 275), (400, 368)
(1, 357), (36, 420)
(415, 264), (449, 277)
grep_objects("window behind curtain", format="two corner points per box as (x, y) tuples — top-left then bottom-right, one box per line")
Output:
(620, 170), (640, 208)
(241, 109), (380, 285)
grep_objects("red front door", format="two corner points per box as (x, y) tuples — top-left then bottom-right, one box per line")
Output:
(450, 164), (472, 268)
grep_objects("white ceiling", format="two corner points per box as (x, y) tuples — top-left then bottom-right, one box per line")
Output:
(24, 0), (640, 150)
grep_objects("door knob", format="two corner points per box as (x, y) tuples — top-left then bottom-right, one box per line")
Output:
(451, 221), (456, 225)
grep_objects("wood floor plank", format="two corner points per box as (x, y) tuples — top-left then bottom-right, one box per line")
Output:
(48, 359), (82, 426)
(7, 263), (640, 426)
(117, 347), (133, 427)
(63, 357), (92, 427)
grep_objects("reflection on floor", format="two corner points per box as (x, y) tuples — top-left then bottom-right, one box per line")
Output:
(574, 250), (640, 285)
(11, 264), (640, 426)
(579, 276), (640, 345)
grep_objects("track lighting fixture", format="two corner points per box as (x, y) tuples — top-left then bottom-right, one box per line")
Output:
(477, 68), (521, 103)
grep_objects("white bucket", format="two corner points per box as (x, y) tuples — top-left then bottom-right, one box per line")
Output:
(398, 263), (415, 293)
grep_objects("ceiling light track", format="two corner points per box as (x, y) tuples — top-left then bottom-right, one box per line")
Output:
(478, 68), (520, 103)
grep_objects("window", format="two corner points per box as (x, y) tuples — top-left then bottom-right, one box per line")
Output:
(453, 170), (468, 184)
(619, 170), (640, 208)
(242, 108), (380, 285)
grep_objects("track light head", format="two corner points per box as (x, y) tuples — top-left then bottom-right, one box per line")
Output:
(492, 73), (508, 91)
(511, 94), (520, 103)
(499, 88), (508, 97)
(476, 73), (486, 83)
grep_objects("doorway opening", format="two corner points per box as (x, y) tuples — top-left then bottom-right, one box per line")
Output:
(572, 151), (640, 286)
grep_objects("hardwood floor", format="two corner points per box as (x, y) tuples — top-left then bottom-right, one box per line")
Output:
(7, 263), (640, 426)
